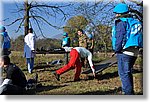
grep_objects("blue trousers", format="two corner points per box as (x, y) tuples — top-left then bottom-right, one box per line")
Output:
(26, 58), (34, 73)
(117, 53), (137, 95)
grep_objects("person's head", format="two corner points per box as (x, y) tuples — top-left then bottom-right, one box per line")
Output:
(63, 32), (68, 37)
(0, 55), (10, 68)
(28, 28), (33, 33)
(113, 3), (129, 17)
(0, 25), (6, 33)
(77, 29), (84, 36)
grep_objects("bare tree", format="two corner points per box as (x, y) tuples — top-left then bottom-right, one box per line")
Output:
(7, 0), (72, 37)
(73, 0), (115, 56)
(73, 0), (143, 56)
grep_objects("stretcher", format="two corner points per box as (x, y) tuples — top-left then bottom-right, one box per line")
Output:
(82, 56), (117, 74)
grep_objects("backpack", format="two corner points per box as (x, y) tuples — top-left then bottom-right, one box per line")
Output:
(1, 32), (11, 49)
(62, 37), (70, 47)
(112, 17), (143, 50)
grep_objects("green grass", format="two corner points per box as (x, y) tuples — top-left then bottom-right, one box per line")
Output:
(9, 51), (143, 95)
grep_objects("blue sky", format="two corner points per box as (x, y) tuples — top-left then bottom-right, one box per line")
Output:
(1, 0), (74, 39)
(1, 0), (116, 39)
(1, 0), (143, 39)
(2, 2), (65, 38)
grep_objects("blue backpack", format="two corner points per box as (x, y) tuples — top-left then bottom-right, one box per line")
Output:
(112, 17), (143, 50)
(62, 37), (70, 47)
(1, 32), (11, 49)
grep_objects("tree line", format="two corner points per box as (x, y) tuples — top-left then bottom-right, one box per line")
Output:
(10, 35), (61, 51)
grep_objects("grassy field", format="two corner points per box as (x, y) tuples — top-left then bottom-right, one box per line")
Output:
(8, 51), (143, 95)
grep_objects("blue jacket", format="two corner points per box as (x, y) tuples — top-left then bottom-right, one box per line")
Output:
(112, 19), (127, 53)
(0, 32), (11, 49)
(112, 17), (143, 53)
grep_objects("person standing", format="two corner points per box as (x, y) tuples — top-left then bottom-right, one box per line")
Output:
(0, 55), (27, 95)
(61, 32), (70, 64)
(0, 25), (11, 55)
(53, 47), (95, 81)
(112, 3), (143, 95)
(77, 29), (88, 68)
(77, 29), (87, 48)
(62, 32), (70, 47)
(87, 34), (94, 54)
(24, 28), (36, 74)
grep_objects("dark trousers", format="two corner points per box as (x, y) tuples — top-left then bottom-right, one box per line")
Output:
(3, 49), (11, 55)
(0, 84), (25, 95)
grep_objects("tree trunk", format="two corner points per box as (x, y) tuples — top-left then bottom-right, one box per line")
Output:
(94, 27), (108, 57)
(103, 42), (108, 57)
(24, 0), (29, 36)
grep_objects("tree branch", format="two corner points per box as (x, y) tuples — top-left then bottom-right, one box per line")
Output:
(15, 17), (25, 33)
(31, 4), (71, 9)
(31, 14), (46, 38)
(30, 15), (61, 29)
(6, 18), (23, 26)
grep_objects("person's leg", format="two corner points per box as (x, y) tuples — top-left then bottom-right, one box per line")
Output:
(30, 58), (34, 72)
(117, 53), (124, 92)
(64, 53), (69, 64)
(56, 49), (79, 75)
(26, 58), (32, 73)
(74, 57), (82, 81)
(0, 84), (24, 95)
(126, 56), (137, 94)
(3, 48), (11, 55)
(117, 54), (136, 95)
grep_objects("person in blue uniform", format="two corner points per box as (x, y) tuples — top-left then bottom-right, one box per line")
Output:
(112, 3), (143, 95)
(62, 32), (70, 47)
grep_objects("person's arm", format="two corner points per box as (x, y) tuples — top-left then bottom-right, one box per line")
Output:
(68, 37), (70, 47)
(30, 34), (35, 51)
(61, 39), (64, 47)
(84, 35), (88, 48)
(90, 39), (94, 49)
(115, 21), (127, 53)
(87, 52), (95, 77)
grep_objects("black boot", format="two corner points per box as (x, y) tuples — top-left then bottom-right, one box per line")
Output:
(53, 71), (60, 81)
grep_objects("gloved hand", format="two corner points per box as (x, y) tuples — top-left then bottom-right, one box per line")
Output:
(93, 72), (96, 78)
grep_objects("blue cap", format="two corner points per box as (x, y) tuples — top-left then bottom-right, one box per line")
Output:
(113, 3), (129, 14)
(63, 32), (68, 36)
(0, 25), (6, 32)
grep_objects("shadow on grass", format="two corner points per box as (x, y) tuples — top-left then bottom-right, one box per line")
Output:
(77, 87), (122, 95)
(32, 64), (64, 72)
(25, 84), (68, 95)
(36, 84), (67, 93)
(21, 65), (57, 72)
(96, 71), (119, 80)
(76, 87), (143, 95)
(34, 65), (54, 70)
(85, 68), (142, 81)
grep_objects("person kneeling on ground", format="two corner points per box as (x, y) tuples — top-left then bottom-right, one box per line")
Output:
(53, 47), (95, 81)
(0, 55), (27, 95)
